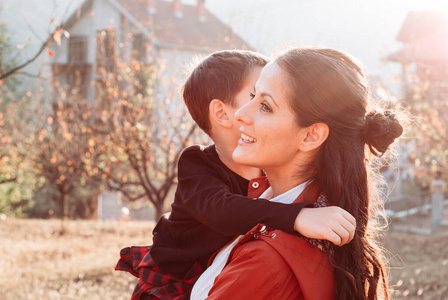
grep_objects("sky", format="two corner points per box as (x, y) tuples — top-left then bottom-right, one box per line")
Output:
(201, 0), (448, 82)
(2, 0), (448, 93)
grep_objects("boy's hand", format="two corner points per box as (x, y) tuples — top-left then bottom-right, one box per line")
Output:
(294, 207), (356, 246)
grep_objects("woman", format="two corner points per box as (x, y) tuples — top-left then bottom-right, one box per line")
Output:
(191, 47), (404, 299)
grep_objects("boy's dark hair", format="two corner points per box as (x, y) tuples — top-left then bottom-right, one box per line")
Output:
(182, 50), (269, 135)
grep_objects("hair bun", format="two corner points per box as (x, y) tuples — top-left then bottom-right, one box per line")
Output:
(363, 109), (403, 157)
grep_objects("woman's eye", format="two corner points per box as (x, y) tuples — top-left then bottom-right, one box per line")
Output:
(261, 101), (272, 113)
(249, 92), (255, 99)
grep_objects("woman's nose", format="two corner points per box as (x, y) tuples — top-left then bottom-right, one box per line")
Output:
(235, 101), (252, 125)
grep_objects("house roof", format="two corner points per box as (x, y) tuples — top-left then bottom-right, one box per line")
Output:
(388, 30), (448, 63)
(65, 0), (252, 52)
(65, 0), (94, 30)
(119, 0), (252, 51)
(387, 11), (448, 63)
(396, 11), (448, 44)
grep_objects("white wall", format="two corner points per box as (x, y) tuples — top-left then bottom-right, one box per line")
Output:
(1, 0), (80, 97)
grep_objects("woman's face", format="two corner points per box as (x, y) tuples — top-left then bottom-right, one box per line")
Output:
(233, 62), (308, 173)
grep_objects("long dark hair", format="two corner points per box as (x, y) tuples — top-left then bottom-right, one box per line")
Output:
(275, 48), (404, 299)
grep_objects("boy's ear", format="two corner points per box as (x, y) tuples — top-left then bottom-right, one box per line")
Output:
(298, 123), (329, 152)
(209, 99), (233, 129)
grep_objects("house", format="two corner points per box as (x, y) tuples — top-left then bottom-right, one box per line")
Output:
(51, 0), (252, 102)
(50, 0), (253, 220)
(387, 11), (448, 99)
(385, 11), (448, 220)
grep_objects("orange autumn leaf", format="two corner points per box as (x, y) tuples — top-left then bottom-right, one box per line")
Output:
(47, 116), (53, 124)
(53, 29), (62, 46)
(64, 133), (73, 141)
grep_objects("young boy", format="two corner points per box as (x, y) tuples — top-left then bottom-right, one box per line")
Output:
(116, 50), (355, 300)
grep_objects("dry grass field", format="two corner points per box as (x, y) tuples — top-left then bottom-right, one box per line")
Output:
(383, 229), (448, 299)
(0, 219), (152, 300)
(1, 218), (447, 300)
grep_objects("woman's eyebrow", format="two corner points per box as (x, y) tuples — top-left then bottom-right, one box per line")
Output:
(260, 92), (279, 108)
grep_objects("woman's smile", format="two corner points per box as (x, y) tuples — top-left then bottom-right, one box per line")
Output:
(239, 131), (257, 144)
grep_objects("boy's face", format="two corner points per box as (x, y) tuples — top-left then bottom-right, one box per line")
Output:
(228, 66), (263, 142)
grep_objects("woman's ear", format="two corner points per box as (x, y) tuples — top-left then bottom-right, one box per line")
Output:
(299, 123), (329, 152)
(209, 99), (233, 129)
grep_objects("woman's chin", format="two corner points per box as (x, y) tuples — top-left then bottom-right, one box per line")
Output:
(233, 146), (251, 165)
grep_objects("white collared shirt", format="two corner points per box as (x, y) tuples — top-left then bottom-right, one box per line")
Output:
(190, 181), (310, 300)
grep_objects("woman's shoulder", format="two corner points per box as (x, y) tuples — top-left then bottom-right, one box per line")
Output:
(229, 230), (335, 299)
(271, 230), (332, 267)
(232, 225), (333, 273)
(242, 229), (332, 270)
(209, 238), (301, 299)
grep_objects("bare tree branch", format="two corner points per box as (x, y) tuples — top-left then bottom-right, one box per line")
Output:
(0, 24), (63, 80)
(0, 178), (17, 185)
(14, 71), (48, 79)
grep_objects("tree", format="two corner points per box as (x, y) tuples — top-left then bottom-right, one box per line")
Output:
(5, 59), (102, 228)
(400, 63), (448, 189)
(27, 100), (91, 231)
(0, 2), (67, 81)
(86, 32), (200, 220)
(1, 7), (203, 222)
(0, 3), (71, 218)
(89, 67), (198, 221)
(0, 14), (19, 186)
(0, 15), (39, 216)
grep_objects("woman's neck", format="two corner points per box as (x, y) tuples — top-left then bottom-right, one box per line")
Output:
(264, 167), (311, 197)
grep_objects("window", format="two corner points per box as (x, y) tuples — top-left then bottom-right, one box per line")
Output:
(68, 36), (88, 64)
(52, 64), (91, 100)
(96, 29), (116, 73)
(132, 33), (146, 62)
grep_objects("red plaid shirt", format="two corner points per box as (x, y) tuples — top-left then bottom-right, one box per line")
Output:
(115, 246), (203, 300)
(115, 177), (270, 299)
